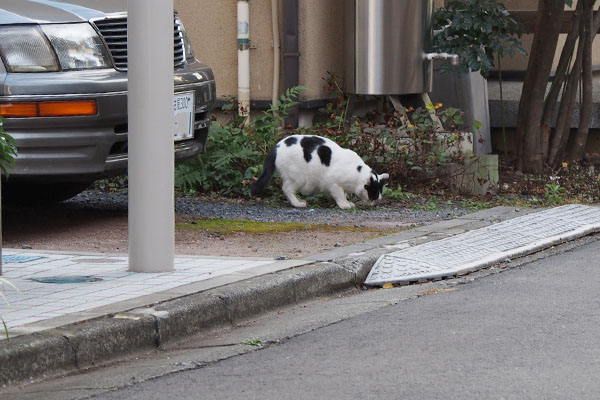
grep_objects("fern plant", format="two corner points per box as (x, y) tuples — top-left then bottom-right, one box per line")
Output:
(175, 86), (306, 196)
(432, 0), (526, 78)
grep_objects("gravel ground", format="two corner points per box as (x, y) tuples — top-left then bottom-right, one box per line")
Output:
(3, 190), (475, 258)
(71, 191), (469, 226)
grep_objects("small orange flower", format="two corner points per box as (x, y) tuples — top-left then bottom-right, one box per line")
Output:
(434, 102), (443, 109)
(562, 162), (568, 168)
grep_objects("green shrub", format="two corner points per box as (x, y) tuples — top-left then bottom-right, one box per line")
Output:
(432, 0), (526, 78)
(313, 75), (469, 189)
(321, 105), (467, 185)
(0, 116), (17, 176)
(175, 87), (304, 196)
(334, 104), (466, 183)
(177, 74), (472, 199)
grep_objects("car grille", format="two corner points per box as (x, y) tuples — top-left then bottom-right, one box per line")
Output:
(92, 16), (187, 72)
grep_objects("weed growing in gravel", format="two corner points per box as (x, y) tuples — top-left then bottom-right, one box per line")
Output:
(412, 198), (442, 212)
(382, 185), (415, 202)
(459, 200), (491, 210)
(92, 175), (128, 193)
(543, 184), (565, 205)
(243, 339), (263, 347)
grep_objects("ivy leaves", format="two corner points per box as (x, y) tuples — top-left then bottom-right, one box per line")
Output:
(432, 0), (526, 78)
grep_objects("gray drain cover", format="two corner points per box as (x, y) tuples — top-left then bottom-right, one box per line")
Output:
(30, 276), (102, 284)
(365, 204), (600, 286)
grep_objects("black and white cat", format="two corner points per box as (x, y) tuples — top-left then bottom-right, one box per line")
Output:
(251, 135), (389, 209)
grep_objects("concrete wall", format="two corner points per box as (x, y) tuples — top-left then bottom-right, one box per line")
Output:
(175, 0), (344, 102)
(175, 0), (279, 101)
(298, 0), (344, 100)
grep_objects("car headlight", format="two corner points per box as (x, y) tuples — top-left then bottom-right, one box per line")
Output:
(42, 23), (111, 70)
(0, 23), (110, 72)
(0, 26), (59, 72)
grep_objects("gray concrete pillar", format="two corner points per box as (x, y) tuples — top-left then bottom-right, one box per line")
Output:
(127, 0), (175, 272)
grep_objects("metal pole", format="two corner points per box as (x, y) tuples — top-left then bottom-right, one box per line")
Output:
(127, 0), (174, 273)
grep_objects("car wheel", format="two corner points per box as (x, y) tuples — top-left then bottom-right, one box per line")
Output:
(2, 181), (92, 204)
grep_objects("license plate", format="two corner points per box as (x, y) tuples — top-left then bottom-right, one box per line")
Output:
(173, 91), (195, 141)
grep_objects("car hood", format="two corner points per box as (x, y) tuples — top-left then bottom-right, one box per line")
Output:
(0, 0), (126, 25)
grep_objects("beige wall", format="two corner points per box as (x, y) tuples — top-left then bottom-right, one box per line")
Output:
(175, 0), (277, 101)
(175, 0), (280, 102)
(298, 0), (344, 100)
(176, 0), (599, 103)
(175, 0), (344, 102)
(175, 1), (237, 98)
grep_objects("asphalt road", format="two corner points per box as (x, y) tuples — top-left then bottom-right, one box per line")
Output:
(80, 238), (600, 400)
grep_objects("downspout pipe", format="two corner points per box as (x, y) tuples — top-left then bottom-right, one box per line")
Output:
(283, 0), (299, 127)
(237, 0), (250, 120)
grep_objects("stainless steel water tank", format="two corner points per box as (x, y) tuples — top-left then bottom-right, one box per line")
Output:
(344, 0), (433, 95)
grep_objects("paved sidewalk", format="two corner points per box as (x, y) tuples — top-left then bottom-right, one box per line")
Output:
(0, 252), (306, 335)
(1, 205), (598, 386)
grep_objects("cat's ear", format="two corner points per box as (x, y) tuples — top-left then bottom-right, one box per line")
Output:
(379, 173), (389, 185)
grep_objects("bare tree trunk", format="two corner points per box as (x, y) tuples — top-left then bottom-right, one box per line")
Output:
(547, 13), (586, 168)
(516, 0), (565, 173)
(567, 0), (596, 160)
(540, 1), (582, 162)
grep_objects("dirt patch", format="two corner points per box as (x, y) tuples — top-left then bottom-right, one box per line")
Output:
(2, 204), (398, 258)
(175, 227), (387, 258)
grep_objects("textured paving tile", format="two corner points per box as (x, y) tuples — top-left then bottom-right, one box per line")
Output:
(365, 204), (600, 286)
(2, 255), (44, 264)
(0, 253), (276, 329)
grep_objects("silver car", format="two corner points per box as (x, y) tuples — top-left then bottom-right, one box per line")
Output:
(0, 0), (216, 202)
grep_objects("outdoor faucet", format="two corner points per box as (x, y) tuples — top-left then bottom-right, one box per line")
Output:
(424, 52), (460, 66)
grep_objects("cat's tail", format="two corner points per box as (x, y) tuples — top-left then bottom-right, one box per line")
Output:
(250, 146), (277, 196)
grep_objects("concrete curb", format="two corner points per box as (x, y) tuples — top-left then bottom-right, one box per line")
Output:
(0, 206), (544, 386)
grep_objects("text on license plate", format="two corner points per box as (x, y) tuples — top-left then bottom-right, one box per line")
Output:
(173, 91), (195, 141)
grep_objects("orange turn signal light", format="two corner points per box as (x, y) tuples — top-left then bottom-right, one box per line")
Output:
(0, 103), (37, 117)
(0, 100), (97, 118)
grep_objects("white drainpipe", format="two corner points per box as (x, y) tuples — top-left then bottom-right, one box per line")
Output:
(238, 0), (251, 119)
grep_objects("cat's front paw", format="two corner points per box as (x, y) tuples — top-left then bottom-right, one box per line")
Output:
(337, 202), (355, 210)
(292, 200), (307, 208)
